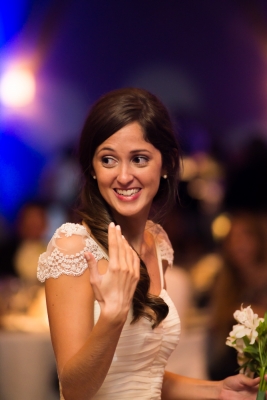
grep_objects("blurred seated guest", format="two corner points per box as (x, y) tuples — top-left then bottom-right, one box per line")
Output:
(0, 201), (48, 282)
(190, 252), (223, 309)
(206, 211), (267, 380)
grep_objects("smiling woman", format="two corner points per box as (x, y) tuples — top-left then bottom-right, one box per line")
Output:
(91, 122), (163, 222)
(37, 88), (262, 400)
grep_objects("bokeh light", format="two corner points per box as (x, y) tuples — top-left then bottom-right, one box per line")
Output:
(211, 213), (231, 240)
(0, 67), (36, 107)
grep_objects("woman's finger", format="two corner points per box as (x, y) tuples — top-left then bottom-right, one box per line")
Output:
(122, 237), (136, 273)
(108, 222), (119, 268)
(132, 250), (140, 280)
(84, 252), (99, 285)
(115, 226), (129, 271)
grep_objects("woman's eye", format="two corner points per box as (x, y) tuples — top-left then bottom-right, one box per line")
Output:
(101, 157), (117, 167)
(132, 156), (149, 166)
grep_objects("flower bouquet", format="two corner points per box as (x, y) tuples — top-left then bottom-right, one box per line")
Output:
(226, 305), (267, 400)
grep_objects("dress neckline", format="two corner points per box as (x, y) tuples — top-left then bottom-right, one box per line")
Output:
(81, 220), (165, 294)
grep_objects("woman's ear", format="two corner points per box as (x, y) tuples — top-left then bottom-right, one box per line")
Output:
(161, 167), (168, 179)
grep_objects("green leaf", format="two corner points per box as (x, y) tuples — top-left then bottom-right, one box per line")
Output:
(243, 336), (250, 346)
(256, 389), (266, 400)
(257, 321), (267, 336)
(244, 346), (260, 355)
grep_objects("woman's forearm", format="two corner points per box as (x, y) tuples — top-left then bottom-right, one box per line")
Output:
(60, 313), (125, 400)
(162, 371), (220, 400)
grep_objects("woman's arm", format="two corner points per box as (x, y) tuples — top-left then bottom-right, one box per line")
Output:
(162, 371), (260, 400)
(45, 223), (140, 400)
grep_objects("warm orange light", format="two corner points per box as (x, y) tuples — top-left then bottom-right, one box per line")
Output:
(212, 213), (231, 240)
(0, 68), (36, 107)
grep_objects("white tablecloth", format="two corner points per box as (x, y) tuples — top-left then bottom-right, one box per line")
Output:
(166, 327), (208, 379)
(165, 266), (208, 379)
(0, 331), (58, 400)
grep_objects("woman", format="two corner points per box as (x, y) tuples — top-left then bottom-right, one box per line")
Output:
(37, 88), (261, 399)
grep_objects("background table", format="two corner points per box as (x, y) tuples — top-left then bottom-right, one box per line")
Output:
(0, 331), (58, 400)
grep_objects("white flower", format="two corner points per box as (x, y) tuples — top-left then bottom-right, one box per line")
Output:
(226, 304), (267, 394)
(226, 336), (246, 352)
(231, 305), (263, 345)
(230, 323), (257, 345)
(234, 305), (258, 326)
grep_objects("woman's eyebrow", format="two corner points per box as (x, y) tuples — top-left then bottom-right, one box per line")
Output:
(130, 149), (151, 153)
(96, 147), (152, 155)
(95, 146), (115, 154)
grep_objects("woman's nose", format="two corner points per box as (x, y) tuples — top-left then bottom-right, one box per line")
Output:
(116, 164), (134, 184)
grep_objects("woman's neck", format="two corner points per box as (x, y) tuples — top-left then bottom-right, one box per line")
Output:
(114, 216), (147, 254)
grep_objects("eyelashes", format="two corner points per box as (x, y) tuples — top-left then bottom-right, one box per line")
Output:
(101, 155), (149, 168)
(132, 156), (149, 165)
(101, 156), (116, 167)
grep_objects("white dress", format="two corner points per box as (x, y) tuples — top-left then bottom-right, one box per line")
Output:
(37, 221), (181, 400)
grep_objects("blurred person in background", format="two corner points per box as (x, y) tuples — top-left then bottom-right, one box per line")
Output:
(0, 201), (48, 282)
(206, 211), (267, 380)
(0, 201), (48, 321)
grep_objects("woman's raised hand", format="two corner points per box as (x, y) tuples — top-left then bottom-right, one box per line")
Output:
(84, 222), (140, 324)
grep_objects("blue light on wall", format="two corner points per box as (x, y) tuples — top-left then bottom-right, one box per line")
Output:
(0, 0), (31, 45)
(0, 0), (46, 222)
(0, 131), (46, 221)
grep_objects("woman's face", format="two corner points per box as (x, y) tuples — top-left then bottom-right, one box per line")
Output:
(92, 122), (163, 221)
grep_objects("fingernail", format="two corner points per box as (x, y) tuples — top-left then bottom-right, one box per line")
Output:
(110, 222), (115, 228)
(116, 225), (121, 231)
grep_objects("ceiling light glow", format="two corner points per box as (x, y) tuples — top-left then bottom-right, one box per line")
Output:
(0, 68), (36, 107)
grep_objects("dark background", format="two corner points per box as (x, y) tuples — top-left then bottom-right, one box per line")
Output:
(1, 0), (267, 225)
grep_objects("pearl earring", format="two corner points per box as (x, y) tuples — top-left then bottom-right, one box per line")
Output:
(92, 175), (96, 180)
(162, 174), (167, 179)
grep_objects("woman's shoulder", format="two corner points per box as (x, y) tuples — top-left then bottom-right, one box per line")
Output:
(37, 222), (108, 283)
(146, 220), (174, 266)
(145, 220), (172, 246)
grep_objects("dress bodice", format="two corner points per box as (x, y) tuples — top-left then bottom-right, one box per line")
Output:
(93, 288), (180, 400)
(37, 222), (180, 399)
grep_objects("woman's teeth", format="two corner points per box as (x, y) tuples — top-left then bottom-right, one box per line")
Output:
(115, 189), (140, 196)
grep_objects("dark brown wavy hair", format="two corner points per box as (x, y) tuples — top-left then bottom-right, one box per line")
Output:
(77, 87), (180, 328)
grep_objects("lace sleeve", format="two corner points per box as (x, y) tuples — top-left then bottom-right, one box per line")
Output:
(146, 221), (174, 267)
(37, 223), (108, 283)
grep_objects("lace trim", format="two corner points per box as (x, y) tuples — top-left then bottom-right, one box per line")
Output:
(37, 224), (108, 282)
(146, 221), (174, 266)
(37, 221), (173, 283)
(53, 222), (88, 238)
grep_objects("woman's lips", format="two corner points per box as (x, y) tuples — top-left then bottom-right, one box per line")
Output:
(114, 188), (141, 197)
(113, 188), (142, 201)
